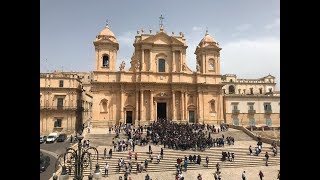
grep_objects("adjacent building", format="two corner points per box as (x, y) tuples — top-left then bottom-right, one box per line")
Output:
(40, 71), (92, 134)
(222, 74), (280, 127)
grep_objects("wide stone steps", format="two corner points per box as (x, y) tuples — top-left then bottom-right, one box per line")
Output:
(67, 147), (280, 176)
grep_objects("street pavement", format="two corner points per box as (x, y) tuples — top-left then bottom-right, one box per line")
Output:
(40, 151), (57, 180)
(40, 138), (76, 180)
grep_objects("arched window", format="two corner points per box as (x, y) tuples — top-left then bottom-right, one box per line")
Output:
(102, 55), (109, 67)
(100, 99), (108, 113)
(158, 59), (165, 72)
(208, 59), (215, 71)
(230, 79), (233, 82)
(229, 85), (235, 94)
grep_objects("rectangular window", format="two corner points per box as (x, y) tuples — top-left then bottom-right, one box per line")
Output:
(158, 59), (165, 72)
(249, 105), (254, 110)
(57, 98), (64, 107)
(250, 88), (253, 94)
(54, 119), (62, 127)
(264, 103), (272, 111)
(233, 105), (238, 110)
(59, 80), (64, 87)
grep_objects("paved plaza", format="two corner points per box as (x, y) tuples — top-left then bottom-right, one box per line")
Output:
(77, 127), (280, 180)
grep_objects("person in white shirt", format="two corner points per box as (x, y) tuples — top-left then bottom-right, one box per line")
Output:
(104, 163), (109, 176)
(242, 171), (246, 180)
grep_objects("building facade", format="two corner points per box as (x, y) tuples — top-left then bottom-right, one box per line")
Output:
(40, 72), (92, 134)
(90, 24), (224, 127)
(222, 74), (280, 127)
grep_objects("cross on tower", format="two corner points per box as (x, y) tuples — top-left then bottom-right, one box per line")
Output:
(159, 15), (164, 29)
(106, 19), (109, 28)
(206, 27), (208, 35)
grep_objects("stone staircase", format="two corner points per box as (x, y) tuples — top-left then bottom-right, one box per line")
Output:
(91, 121), (112, 128)
(67, 146), (280, 176)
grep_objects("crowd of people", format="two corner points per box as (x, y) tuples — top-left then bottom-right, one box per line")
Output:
(95, 121), (279, 180)
(147, 120), (232, 151)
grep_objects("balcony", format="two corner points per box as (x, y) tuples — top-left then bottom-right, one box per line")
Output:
(40, 106), (83, 111)
(264, 109), (272, 114)
(248, 110), (256, 114)
(232, 109), (240, 114)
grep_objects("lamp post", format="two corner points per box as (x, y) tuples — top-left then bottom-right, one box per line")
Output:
(54, 135), (101, 180)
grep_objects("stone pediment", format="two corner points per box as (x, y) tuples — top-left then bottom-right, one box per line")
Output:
(141, 32), (184, 45)
(94, 37), (118, 44)
(264, 74), (275, 79)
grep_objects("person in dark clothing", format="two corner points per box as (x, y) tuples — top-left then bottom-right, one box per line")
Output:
(259, 170), (264, 180)
(197, 155), (201, 165)
(160, 148), (164, 159)
(109, 149), (113, 159)
(265, 152), (269, 166)
(193, 155), (196, 164)
(216, 162), (220, 172)
(145, 174), (150, 180)
(205, 156), (209, 167)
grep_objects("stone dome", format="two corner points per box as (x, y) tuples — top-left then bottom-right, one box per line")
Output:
(200, 33), (217, 44)
(96, 25), (118, 43)
(99, 26), (116, 37)
(198, 32), (219, 48)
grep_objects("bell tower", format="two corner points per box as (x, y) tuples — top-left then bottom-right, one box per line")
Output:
(93, 22), (119, 71)
(194, 30), (222, 74)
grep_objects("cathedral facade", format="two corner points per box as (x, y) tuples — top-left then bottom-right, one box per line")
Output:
(90, 24), (224, 127)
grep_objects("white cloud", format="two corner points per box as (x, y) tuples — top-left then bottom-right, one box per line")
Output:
(265, 18), (280, 29)
(235, 24), (253, 32)
(221, 37), (280, 89)
(192, 26), (202, 31)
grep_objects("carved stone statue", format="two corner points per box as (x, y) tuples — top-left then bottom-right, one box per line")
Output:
(182, 63), (186, 71)
(196, 62), (200, 72)
(135, 61), (140, 71)
(119, 60), (125, 71)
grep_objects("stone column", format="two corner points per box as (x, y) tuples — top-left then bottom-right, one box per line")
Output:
(154, 100), (157, 121)
(198, 91), (203, 123)
(180, 52), (183, 72)
(141, 49), (144, 71)
(184, 92), (187, 121)
(172, 91), (175, 120)
(181, 91), (184, 120)
(135, 90), (139, 126)
(197, 91), (200, 123)
(150, 90), (154, 122)
(202, 54), (206, 73)
(172, 51), (175, 72)
(149, 50), (151, 71)
(120, 87), (124, 124)
(140, 90), (144, 123)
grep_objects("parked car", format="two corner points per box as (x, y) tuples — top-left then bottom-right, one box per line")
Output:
(56, 133), (67, 142)
(40, 135), (47, 144)
(46, 132), (58, 143)
(40, 155), (50, 172)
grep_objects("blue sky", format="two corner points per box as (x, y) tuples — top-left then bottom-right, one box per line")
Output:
(41, 0), (280, 89)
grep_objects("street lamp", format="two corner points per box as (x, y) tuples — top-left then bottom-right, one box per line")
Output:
(54, 135), (101, 180)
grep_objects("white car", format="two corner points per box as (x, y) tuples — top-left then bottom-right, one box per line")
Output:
(46, 132), (58, 143)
